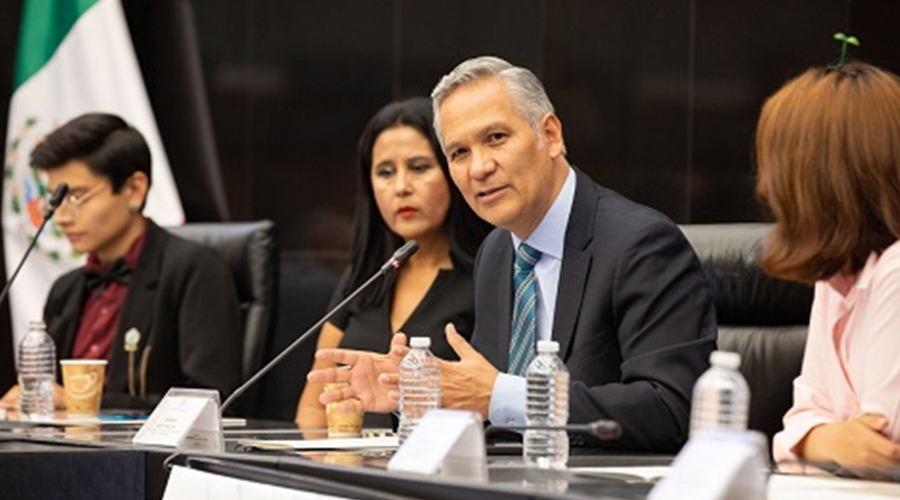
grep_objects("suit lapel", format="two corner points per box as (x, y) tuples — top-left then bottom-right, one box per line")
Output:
(473, 234), (514, 371)
(55, 276), (89, 359)
(552, 169), (596, 359)
(494, 237), (514, 371)
(107, 221), (165, 392)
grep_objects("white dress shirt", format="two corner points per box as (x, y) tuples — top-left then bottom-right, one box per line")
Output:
(488, 167), (576, 425)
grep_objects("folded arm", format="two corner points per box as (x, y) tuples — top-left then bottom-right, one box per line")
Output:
(778, 260), (900, 471)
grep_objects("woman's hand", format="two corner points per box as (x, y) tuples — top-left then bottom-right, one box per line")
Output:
(799, 414), (900, 472)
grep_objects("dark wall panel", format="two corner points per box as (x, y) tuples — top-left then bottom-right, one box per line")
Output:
(0, 0), (23, 395)
(396, 0), (546, 98)
(545, 0), (692, 220)
(192, 0), (396, 255)
(691, 0), (851, 222)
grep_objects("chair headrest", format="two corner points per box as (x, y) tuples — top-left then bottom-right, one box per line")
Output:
(680, 224), (813, 325)
(167, 221), (279, 381)
(168, 221), (278, 304)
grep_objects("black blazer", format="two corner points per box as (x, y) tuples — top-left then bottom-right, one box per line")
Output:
(44, 220), (242, 406)
(472, 169), (717, 452)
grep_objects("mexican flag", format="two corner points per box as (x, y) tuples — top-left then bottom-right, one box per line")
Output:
(3, 0), (184, 349)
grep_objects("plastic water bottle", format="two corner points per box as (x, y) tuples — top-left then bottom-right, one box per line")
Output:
(690, 350), (750, 434)
(18, 320), (57, 420)
(524, 340), (570, 469)
(397, 337), (441, 444)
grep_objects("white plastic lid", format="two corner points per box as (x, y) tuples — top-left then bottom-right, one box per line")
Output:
(409, 337), (431, 348)
(59, 359), (108, 366)
(536, 340), (559, 354)
(27, 320), (46, 330)
(710, 350), (741, 369)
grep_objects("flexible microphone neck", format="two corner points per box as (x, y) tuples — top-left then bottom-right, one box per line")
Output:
(219, 240), (419, 415)
(0, 183), (69, 308)
(486, 419), (622, 441)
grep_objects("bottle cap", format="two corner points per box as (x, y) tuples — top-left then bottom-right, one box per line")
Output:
(27, 320), (46, 330)
(710, 350), (741, 369)
(536, 340), (559, 353)
(409, 337), (431, 348)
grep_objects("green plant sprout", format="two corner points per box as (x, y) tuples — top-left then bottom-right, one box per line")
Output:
(833, 32), (860, 67)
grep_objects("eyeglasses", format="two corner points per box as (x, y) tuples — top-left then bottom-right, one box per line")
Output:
(50, 183), (106, 215)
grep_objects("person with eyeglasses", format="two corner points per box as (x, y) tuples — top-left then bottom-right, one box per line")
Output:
(0, 113), (242, 412)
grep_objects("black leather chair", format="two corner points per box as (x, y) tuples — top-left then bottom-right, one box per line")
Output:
(679, 224), (813, 443)
(257, 254), (339, 421)
(168, 220), (278, 415)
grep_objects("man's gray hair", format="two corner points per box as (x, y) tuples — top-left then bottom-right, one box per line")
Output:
(430, 56), (559, 151)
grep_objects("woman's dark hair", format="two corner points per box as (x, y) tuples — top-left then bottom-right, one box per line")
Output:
(344, 97), (492, 307)
(30, 112), (152, 192)
(756, 62), (900, 283)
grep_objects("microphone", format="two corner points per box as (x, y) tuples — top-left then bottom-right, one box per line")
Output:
(44, 182), (70, 219)
(380, 240), (418, 273)
(219, 240), (420, 414)
(486, 419), (622, 441)
(0, 183), (69, 307)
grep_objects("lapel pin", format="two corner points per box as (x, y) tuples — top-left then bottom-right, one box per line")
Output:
(124, 327), (141, 352)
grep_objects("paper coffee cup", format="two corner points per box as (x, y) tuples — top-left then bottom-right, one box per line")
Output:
(60, 359), (107, 416)
(324, 382), (364, 438)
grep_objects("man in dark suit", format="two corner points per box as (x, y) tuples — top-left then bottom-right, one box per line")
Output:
(312, 57), (716, 452)
(0, 113), (241, 411)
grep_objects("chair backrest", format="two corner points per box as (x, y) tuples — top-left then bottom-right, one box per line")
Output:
(256, 254), (339, 420)
(679, 223), (813, 443)
(168, 220), (279, 412)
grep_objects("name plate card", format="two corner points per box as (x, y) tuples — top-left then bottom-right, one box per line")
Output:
(388, 409), (487, 481)
(133, 388), (224, 452)
(649, 429), (769, 500)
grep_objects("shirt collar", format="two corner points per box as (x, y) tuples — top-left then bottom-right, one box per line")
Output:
(511, 167), (576, 260)
(825, 241), (900, 305)
(85, 218), (148, 272)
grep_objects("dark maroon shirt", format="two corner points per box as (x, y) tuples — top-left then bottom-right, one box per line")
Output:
(71, 222), (147, 360)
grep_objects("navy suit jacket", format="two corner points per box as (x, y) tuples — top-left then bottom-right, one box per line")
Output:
(472, 168), (717, 452)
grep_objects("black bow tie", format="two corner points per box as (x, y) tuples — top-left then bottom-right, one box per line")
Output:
(84, 258), (132, 296)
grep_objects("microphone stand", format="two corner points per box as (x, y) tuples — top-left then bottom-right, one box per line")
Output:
(0, 183), (69, 307)
(219, 240), (419, 415)
(164, 241), (419, 471)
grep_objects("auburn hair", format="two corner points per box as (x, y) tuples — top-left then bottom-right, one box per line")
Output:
(756, 62), (900, 283)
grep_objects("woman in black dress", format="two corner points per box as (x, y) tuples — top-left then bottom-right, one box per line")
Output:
(296, 98), (491, 430)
